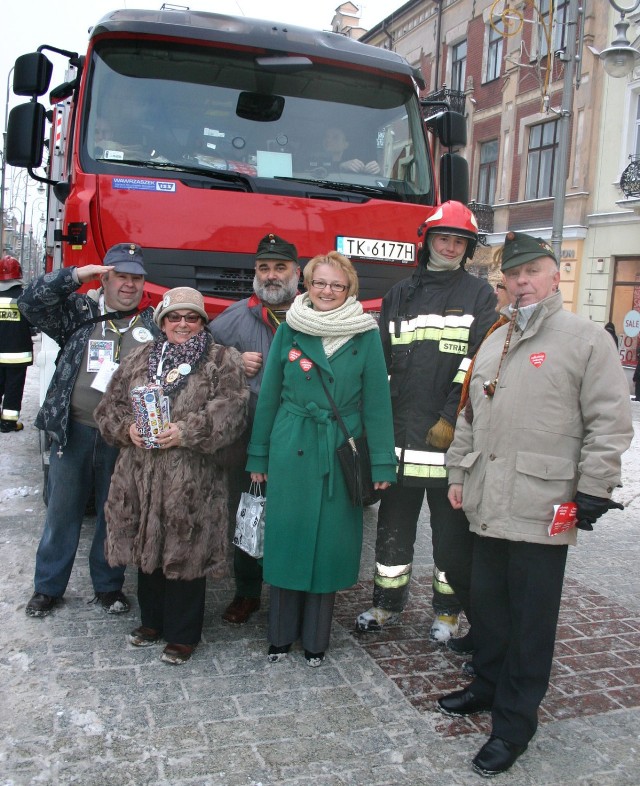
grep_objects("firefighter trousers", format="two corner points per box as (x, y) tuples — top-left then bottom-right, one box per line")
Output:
(372, 483), (474, 619)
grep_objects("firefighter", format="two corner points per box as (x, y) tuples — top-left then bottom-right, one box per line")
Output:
(0, 256), (33, 432)
(355, 201), (497, 648)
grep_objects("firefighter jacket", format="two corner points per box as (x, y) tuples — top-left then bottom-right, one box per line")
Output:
(17, 268), (157, 448)
(0, 284), (33, 367)
(380, 265), (496, 488)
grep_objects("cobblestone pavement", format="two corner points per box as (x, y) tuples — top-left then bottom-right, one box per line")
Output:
(1, 340), (639, 785)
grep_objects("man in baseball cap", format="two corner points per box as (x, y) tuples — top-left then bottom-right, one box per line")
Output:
(103, 242), (147, 276)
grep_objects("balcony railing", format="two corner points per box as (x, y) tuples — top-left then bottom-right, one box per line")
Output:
(620, 155), (640, 198)
(468, 200), (494, 240)
(421, 86), (466, 116)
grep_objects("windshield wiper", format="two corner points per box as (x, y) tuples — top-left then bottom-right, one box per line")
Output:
(98, 158), (254, 188)
(275, 176), (401, 200)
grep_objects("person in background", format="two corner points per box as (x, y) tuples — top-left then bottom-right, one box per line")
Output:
(18, 244), (158, 618)
(210, 233), (300, 625)
(247, 251), (396, 667)
(309, 126), (380, 176)
(604, 321), (619, 349)
(356, 201), (497, 656)
(0, 256), (32, 433)
(95, 288), (248, 665)
(633, 349), (640, 401)
(439, 231), (633, 777)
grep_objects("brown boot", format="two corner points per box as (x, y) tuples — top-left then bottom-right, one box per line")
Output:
(222, 596), (260, 624)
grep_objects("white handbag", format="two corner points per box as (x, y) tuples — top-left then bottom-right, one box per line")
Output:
(233, 482), (266, 558)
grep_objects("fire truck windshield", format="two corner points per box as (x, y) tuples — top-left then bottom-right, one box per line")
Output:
(82, 40), (433, 205)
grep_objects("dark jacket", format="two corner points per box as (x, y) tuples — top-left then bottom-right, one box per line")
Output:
(17, 267), (158, 447)
(0, 283), (33, 366)
(380, 265), (496, 488)
(209, 294), (277, 415)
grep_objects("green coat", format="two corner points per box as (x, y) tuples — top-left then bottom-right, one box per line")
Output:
(246, 323), (397, 593)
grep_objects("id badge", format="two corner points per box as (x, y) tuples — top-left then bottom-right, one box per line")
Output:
(91, 359), (119, 392)
(87, 339), (115, 372)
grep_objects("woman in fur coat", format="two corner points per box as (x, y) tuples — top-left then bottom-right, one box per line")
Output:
(95, 287), (248, 665)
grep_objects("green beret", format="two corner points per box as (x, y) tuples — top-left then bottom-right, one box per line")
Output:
(256, 233), (298, 264)
(501, 231), (557, 271)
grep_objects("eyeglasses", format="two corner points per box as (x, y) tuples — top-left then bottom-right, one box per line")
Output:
(496, 283), (506, 291)
(165, 312), (202, 323)
(310, 280), (347, 293)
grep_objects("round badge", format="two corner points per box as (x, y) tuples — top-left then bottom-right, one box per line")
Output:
(166, 368), (180, 384)
(178, 363), (191, 375)
(132, 327), (153, 343)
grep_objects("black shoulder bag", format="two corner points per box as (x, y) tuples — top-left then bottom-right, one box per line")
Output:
(316, 368), (379, 507)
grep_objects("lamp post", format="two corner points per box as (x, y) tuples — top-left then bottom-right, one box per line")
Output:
(591, 0), (640, 77)
(0, 66), (14, 255)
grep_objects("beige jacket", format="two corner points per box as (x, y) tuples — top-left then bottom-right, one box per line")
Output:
(446, 292), (633, 546)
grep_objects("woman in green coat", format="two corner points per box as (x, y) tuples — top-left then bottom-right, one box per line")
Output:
(247, 251), (396, 667)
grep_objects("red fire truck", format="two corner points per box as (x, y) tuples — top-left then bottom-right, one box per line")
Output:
(7, 5), (468, 315)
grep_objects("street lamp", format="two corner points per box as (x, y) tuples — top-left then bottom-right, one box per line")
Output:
(591, 0), (640, 77)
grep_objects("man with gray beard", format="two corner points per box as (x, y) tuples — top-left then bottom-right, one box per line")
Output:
(210, 233), (300, 624)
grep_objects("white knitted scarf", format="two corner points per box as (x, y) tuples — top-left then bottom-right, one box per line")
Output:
(286, 293), (377, 356)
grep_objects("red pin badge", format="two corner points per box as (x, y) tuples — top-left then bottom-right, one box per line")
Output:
(288, 348), (302, 362)
(300, 358), (314, 371)
(530, 352), (546, 368)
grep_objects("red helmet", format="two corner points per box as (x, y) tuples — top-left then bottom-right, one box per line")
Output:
(0, 255), (22, 281)
(417, 201), (479, 262)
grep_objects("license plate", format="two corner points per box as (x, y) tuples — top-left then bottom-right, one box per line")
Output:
(336, 236), (415, 264)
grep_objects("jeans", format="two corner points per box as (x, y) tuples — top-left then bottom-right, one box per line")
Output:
(33, 419), (125, 597)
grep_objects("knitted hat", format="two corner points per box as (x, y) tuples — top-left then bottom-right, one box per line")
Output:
(103, 243), (147, 275)
(153, 287), (208, 326)
(501, 232), (557, 271)
(255, 233), (298, 263)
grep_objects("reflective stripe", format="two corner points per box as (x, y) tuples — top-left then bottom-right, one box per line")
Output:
(0, 297), (16, 305)
(458, 357), (472, 372)
(375, 573), (412, 589)
(453, 369), (466, 384)
(433, 566), (455, 595)
(396, 447), (445, 466)
(388, 314), (473, 347)
(1, 409), (20, 420)
(0, 351), (33, 363)
(402, 463), (448, 479)
(375, 562), (412, 578)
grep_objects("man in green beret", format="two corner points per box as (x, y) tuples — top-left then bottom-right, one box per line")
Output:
(438, 231), (633, 776)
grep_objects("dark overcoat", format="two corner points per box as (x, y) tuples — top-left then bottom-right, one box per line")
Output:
(246, 323), (396, 593)
(95, 338), (249, 580)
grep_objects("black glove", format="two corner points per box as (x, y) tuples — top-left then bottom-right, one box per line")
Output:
(574, 491), (624, 531)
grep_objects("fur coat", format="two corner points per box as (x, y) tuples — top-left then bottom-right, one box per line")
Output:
(95, 337), (249, 580)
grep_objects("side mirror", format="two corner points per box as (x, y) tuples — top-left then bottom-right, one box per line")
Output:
(426, 110), (467, 149)
(13, 53), (53, 97)
(440, 152), (469, 205)
(6, 102), (47, 167)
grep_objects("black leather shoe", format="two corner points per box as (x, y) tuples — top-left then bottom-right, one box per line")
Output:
(437, 687), (492, 717)
(447, 631), (475, 655)
(25, 592), (58, 617)
(472, 736), (527, 777)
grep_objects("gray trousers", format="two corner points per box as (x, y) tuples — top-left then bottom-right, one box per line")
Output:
(268, 586), (336, 653)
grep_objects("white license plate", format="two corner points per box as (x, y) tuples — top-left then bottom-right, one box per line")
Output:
(336, 236), (415, 264)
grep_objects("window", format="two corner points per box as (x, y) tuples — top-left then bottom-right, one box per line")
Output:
(451, 40), (467, 93)
(525, 120), (559, 199)
(485, 24), (503, 82)
(477, 140), (498, 204)
(539, 0), (570, 55)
